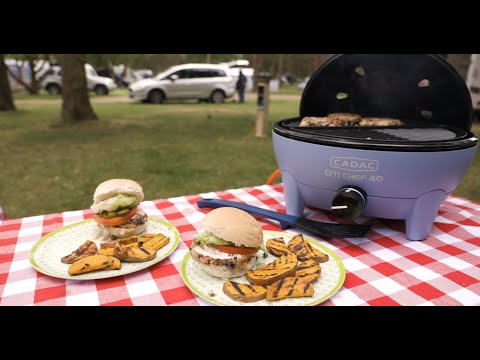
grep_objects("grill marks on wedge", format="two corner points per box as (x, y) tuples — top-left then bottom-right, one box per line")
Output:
(266, 237), (290, 256)
(223, 280), (267, 303)
(68, 255), (121, 276)
(287, 234), (329, 263)
(61, 240), (98, 264)
(295, 259), (321, 284)
(245, 253), (297, 286)
(212, 234), (332, 303)
(266, 277), (314, 301)
(142, 234), (170, 251)
(98, 233), (170, 262)
(63, 232), (171, 277)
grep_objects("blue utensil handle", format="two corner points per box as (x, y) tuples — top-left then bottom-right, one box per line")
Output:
(197, 198), (297, 230)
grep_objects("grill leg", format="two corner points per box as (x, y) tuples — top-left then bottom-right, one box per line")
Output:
(405, 190), (448, 241)
(282, 171), (305, 226)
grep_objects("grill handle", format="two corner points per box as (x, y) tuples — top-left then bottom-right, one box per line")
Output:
(197, 198), (297, 229)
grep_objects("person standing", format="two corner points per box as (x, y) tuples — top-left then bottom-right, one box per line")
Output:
(236, 70), (247, 103)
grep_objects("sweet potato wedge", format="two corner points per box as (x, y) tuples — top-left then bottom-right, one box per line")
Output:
(287, 234), (329, 263)
(266, 237), (290, 257)
(137, 234), (157, 245)
(113, 243), (128, 261)
(97, 248), (115, 257)
(61, 240), (98, 264)
(122, 247), (157, 262)
(100, 237), (137, 249)
(295, 259), (321, 284)
(309, 245), (329, 263)
(266, 277), (314, 301)
(142, 234), (170, 252)
(223, 280), (267, 303)
(245, 253), (297, 286)
(68, 255), (121, 276)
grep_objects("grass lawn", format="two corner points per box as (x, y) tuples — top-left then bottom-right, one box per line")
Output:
(12, 87), (129, 100)
(0, 99), (297, 218)
(276, 84), (304, 96)
(1, 98), (479, 219)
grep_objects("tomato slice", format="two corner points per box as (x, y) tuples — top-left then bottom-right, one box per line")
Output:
(212, 245), (257, 255)
(92, 207), (137, 226)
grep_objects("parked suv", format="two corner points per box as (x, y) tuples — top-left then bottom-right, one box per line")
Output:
(42, 64), (117, 95)
(128, 63), (235, 103)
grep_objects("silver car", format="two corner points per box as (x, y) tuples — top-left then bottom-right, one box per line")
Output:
(128, 63), (235, 104)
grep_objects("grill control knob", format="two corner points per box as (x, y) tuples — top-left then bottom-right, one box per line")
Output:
(331, 187), (367, 221)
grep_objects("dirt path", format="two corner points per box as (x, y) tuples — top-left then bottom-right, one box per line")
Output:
(14, 93), (301, 105)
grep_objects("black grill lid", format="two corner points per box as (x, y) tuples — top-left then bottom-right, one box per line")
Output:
(300, 54), (474, 131)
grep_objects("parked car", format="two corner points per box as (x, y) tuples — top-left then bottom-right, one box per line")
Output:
(128, 63), (235, 104)
(41, 64), (117, 95)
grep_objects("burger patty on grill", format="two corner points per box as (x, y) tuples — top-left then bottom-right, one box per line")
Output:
(299, 114), (404, 127)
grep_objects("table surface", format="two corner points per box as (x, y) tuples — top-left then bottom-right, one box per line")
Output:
(1, 184), (479, 306)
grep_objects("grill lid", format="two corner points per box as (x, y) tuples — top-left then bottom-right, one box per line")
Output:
(300, 54), (474, 131)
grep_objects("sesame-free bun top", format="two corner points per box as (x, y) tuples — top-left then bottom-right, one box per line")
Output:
(202, 207), (263, 248)
(93, 179), (144, 204)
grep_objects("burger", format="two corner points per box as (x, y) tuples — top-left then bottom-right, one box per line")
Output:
(189, 207), (264, 279)
(90, 179), (148, 238)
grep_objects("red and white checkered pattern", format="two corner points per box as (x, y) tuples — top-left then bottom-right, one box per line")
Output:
(1, 184), (479, 306)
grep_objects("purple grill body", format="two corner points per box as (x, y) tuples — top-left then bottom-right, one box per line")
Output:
(272, 54), (478, 240)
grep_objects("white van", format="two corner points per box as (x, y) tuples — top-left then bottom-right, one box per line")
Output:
(42, 64), (117, 95)
(466, 54), (480, 121)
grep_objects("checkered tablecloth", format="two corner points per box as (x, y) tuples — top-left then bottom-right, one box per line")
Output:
(1, 184), (479, 306)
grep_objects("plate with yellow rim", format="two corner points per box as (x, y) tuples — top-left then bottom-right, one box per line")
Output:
(180, 230), (346, 306)
(29, 218), (180, 280)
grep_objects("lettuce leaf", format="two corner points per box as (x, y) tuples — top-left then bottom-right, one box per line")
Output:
(194, 232), (234, 246)
(91, 194), (138, 214)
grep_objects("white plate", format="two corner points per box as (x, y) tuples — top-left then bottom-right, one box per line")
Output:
(180, 231), (346, 306)
(29, 218), (180, 280)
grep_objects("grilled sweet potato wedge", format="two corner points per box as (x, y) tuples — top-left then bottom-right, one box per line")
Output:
(266, 237), (290, 257)
(121, 242), (140, 250)
(223, 280), (267, 303)
(246, 253), (297, 286)
(100, 237), (137, 249)
(137, 234), (157, 245)
(113, 243), (128, 261)
(142, 233), (170, 252)
(97, 247), (115, 256)
(68, 255), (121, 276)
(61, 240), (98, 264)
(266, 277), (314, 301)
(287, 234), (329, 263)
(295, 259), (321, 284)
(309, 246), (329, 263)
(122, 247), (157, 262)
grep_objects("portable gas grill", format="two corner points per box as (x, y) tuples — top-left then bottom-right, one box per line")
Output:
(272, 54), (478, 240)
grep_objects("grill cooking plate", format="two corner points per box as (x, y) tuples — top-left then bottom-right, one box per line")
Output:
(275, 117), (476, 151)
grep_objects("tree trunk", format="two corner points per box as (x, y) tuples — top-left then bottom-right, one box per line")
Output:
(277, 54), (284, 87)
(0, 54), (16, 111)
(206, 54), (212, 63)
(57, 54), (98, 122)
